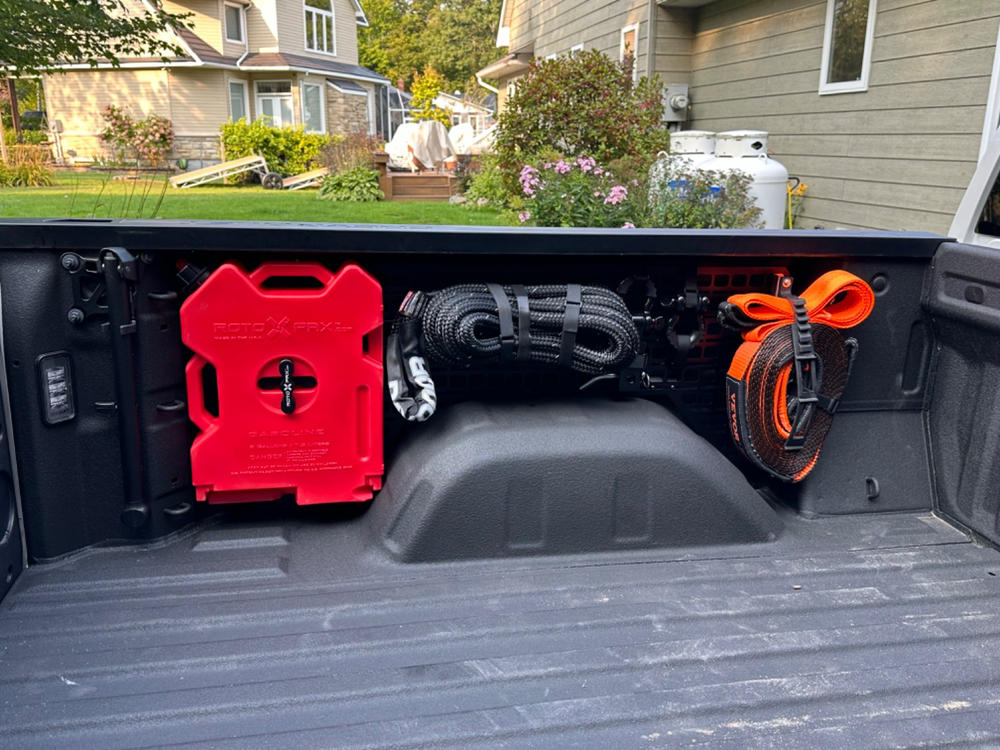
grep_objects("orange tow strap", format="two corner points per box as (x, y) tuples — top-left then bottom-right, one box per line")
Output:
(721, 270), (875, 482)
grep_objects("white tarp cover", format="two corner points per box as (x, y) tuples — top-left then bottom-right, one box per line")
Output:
(449, 123), (475, 155)
(386, 121), (456, 170)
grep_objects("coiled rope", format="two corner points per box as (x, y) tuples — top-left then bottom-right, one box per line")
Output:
(387, 284), (639, 422)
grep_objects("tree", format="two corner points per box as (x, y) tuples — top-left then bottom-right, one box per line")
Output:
(409, 68), (450, 126)
(0, 0), (190, 78)
(358, 0), (505, 91)
(357, 0), (404, 77)
(422, 0), (505, 90)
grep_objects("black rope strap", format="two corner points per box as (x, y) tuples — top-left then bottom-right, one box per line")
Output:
(558, 283), (582, 368)
(512, 284), (531, 361)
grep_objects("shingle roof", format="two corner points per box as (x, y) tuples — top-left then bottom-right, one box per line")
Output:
(175, 27), (241, 66)
(241, 52), (389, 82)
(327, 77), (368, 94)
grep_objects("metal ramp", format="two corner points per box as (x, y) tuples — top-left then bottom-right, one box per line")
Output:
(282, 167), (329, 190)
(169, 155), (271, 189)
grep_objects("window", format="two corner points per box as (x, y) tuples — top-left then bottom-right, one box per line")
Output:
(304, 0), (336, 55)
(620, 24), (638, 82)
(976, 172), (1000, 239)
(570, 44), (583, 56)
(228, 80), (248, 121)
(301, 82), (324, 133)
(819, 0), (877, 94)
(256, 81), (293, 127)
(224, 3), (244, 43)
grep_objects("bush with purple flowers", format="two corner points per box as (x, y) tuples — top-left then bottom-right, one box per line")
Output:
(516, 155), (641, 228)
(515, 152), (762, 229)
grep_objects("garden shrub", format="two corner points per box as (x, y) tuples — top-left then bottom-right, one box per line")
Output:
(4, 128), (46, 145)
(646, 154), (763, 229)
(0, 145), (53, 186)
(463, 155), (508, 208)
(219, 118), (333, 181)
(516, 156), (642, 228)
(318, 166), (383, 202)
(100, 105), (174, 167)
(494, 50), (670, 195)
(319, 130), (382, 173)
(514, 153), (763, 229)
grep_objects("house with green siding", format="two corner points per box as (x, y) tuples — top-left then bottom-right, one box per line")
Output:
(478, 0), (1000, 234)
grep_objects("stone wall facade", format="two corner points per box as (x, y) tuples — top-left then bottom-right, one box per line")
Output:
(325, 84), (372, 136)
(175, 135), (223, 170)
(54, 133), (221, 169)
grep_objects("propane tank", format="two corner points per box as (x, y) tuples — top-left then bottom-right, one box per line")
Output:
(702, 130), (789, 229)
(669, 130), (716, 169)
(648, 131), (716, 206)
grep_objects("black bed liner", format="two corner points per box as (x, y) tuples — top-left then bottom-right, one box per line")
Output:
(3, 509), (1000, 749)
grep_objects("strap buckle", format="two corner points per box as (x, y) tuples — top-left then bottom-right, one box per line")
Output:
(780, 277), (819, 452)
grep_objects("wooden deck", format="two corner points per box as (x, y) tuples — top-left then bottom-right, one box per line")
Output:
(379, 172), (458, 202)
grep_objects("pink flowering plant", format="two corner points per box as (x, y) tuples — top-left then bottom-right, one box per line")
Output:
(99, 105), (174, 167)
(516, 156), (643, 227)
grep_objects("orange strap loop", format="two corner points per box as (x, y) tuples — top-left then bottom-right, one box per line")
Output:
(727, 270), (875, 343)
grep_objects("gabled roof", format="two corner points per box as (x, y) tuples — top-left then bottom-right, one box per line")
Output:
(352, 0), (369, 27)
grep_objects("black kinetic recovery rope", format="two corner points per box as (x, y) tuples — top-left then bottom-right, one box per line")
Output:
(387, 284), (640, 421)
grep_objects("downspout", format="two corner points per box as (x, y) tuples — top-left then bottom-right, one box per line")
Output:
(476, 75), (499, 95)
(236, 4), (250, 68)
(646, 0), (657, 80)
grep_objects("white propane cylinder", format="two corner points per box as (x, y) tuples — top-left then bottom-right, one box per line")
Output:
(648, 131), (716, 205)
(703, 130), (789, 229)
(669, 130), (716, 168)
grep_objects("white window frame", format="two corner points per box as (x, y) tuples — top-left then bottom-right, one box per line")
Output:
(227, 78), (249, 121)
(304, 0), (337, 57)
(255, 80), (294, 127)
(620, 24), (639, 83)
(224, 2), (245, 44)
(570, 44), (584, 56)
(366, 87), (376, 136)
(300, 81), (326, 133)
(818, 0), (878, 95)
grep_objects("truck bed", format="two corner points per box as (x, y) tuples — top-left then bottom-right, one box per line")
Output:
(3, 508), (1000, 749)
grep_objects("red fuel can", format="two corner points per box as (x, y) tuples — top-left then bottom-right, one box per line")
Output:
(180, 262), (383, 505)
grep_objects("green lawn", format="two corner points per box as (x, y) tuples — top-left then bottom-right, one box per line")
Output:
(0, 171), (507, 225)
